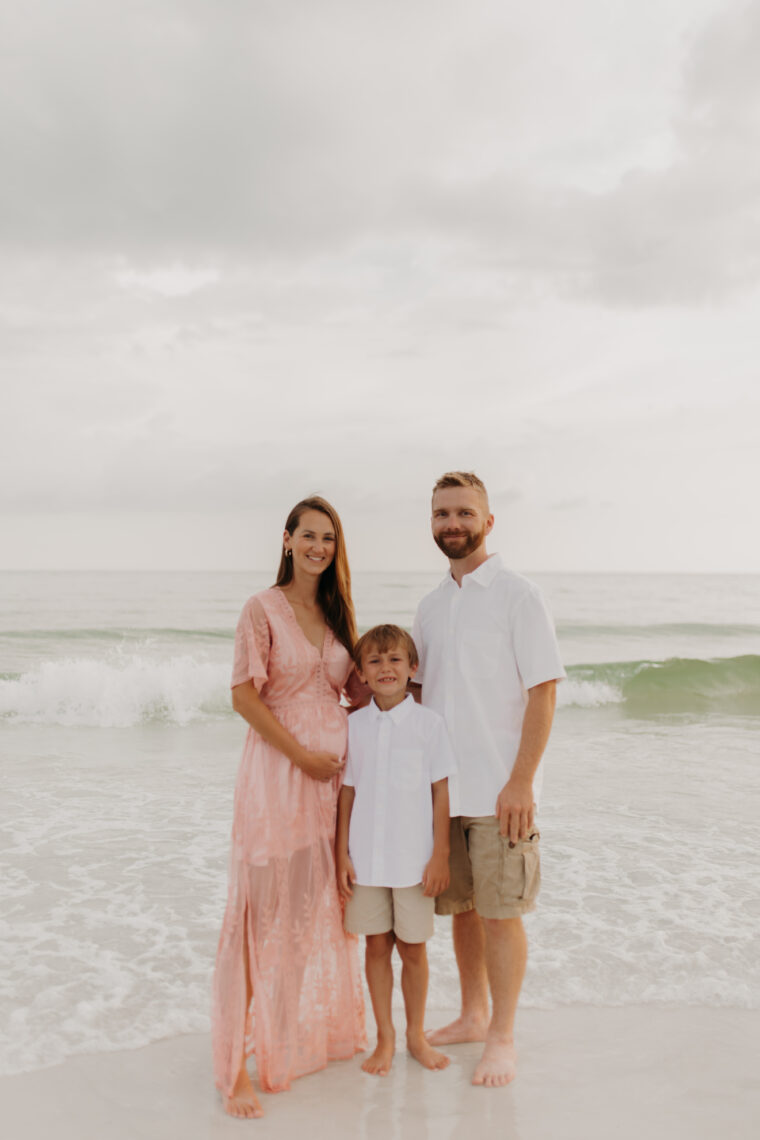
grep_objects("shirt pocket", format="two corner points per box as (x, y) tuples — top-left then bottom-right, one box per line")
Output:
(461, 629), (502, 678)
(391, 748), (424, 791)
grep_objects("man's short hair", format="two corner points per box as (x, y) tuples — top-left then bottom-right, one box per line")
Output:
(432, 471), (489, 508)
(353, 624), (419, 670)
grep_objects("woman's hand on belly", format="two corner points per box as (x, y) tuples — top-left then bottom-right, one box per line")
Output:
(294, 748), (344, 782)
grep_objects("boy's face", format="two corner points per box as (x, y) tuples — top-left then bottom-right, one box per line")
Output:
(358, 642), (417, 708)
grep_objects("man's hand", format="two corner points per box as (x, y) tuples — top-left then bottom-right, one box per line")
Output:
(421, 851), (450, 897)
(337, 854), (357, 900)
(495, 776), (535, 843)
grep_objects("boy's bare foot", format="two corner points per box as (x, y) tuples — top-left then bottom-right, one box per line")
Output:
(407, 1032), (450, 1071)
(361, 1032), (396, 1076)
(471, 1037), (517, 1087)
(425, 1014), (489, 1046)
(222, 1067), (264, 1118)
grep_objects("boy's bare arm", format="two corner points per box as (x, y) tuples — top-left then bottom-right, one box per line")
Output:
(336, 785), (357, 899)
(422, 778), (450, 897)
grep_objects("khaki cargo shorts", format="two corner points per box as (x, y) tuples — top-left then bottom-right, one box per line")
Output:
(435, 815), (541, 920)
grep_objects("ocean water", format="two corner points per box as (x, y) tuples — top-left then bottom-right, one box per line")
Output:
(1, 570), (759, 1076)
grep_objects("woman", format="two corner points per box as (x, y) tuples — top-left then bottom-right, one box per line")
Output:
(212, 497), (366, 1118)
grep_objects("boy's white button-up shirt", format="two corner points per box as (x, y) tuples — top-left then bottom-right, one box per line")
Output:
(344, 695), (456, 888)
(412, 554), (565, 817)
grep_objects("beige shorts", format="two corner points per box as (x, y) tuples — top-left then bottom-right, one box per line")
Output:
(344, 882), (434, 943)
(435, 815), (541, 920)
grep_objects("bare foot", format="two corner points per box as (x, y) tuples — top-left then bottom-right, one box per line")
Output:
(425, 1014), (489, 1046)
(471, 1037), (517, 1088)
(361, 1033), (396, 1076)
(222, 1066), (264, 1119)
(407, 1032), (450, 1071)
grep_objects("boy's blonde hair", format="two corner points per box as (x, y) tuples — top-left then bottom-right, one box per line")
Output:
(432, 471), (489, 509)
(353, 624), (419, 670)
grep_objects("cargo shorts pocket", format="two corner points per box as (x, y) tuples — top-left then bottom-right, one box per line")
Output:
(499, 831), (541, 906)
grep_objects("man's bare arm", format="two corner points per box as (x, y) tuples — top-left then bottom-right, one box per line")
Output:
(495, 679), (557, 842)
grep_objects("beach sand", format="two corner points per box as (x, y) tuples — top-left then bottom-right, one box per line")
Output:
(2, 1005), (757, 1140)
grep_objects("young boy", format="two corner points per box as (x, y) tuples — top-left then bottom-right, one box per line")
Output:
(336, 623), (456, 1076)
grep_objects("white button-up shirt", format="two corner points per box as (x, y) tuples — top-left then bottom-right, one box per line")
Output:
(412, 554), (565, 817)
(344, 695), (456, 888)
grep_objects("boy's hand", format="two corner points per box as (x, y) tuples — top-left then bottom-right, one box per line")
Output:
(337, 855), (357, 900)
(422, 852), (450, 898)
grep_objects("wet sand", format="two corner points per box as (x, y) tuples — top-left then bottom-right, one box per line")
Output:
(2, 1005), (758, 1139)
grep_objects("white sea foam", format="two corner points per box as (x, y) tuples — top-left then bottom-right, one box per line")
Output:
(3, 714), (759, 1077)
(558, 678), (621, 708)
(0, 657), (626, 724)
(0, 655), (230, 726)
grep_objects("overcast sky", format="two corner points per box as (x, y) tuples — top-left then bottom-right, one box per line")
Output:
(2, 0), (758, 572)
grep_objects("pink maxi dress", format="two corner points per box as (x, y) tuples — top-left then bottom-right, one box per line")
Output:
(212, 587), (366, 1095)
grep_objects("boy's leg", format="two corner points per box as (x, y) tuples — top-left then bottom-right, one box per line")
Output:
(363, 931), (396, 1075)
(346, 882), (397, 1076)
(395, 937), (449, 1071)
(393, 885), (449, 1072)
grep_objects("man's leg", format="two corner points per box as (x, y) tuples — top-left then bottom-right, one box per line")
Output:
(471, 915), (527, 1087)
(362, 931), (396, 1075)
(395, 938), (450, 1070)
(426, 908), (490, 1045)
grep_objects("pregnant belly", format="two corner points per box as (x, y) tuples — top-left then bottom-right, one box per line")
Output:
(281, 701), (348, 758)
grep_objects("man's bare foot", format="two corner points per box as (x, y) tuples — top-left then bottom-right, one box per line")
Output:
(361, 1032), (396, 1076)
(471, 1037), (517, 1088)
(222, 1066), (264, 1119)
(407, 1032), (450, 1071)
(425, 1014), (489, 1046)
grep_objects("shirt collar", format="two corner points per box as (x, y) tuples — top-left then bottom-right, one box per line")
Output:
(441, 552), (503, 590)
(368, 693), (415, 723)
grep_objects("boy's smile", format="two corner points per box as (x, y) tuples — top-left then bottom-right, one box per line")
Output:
(358, 645), (417, 711)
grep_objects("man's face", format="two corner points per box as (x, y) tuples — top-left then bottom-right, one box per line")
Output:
(431, 486), (493, 560)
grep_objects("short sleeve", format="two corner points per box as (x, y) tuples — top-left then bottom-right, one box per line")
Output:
(411, 610), (425, 685)
(428, 714), (458, 783)
(511, 586), (566, 691)
(230, 596), (271, 691)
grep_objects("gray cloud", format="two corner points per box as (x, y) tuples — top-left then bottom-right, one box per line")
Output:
(5, 0), (758, 308)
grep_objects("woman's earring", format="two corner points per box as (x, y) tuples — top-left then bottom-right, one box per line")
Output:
(285, 548), (292, 557)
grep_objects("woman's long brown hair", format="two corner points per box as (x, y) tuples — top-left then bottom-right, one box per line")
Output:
(274, 496), (357, 654)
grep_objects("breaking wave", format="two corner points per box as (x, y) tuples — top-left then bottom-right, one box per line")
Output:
(2, 654), (758, 726)
(562, 655), (760, 714)
(0, 655), (230, 727)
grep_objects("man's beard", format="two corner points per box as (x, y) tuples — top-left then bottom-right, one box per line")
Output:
(434, 525), (487, 560)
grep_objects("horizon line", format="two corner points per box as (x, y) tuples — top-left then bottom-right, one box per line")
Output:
(1, 568), (759, 576)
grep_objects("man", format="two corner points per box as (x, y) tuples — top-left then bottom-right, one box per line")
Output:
(412, 471), (565, 1087)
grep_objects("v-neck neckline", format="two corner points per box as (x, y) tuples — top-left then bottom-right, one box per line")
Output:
(273, 586), (330, 658)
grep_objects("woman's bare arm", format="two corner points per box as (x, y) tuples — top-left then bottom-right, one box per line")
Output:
(232, 681), (343, 781)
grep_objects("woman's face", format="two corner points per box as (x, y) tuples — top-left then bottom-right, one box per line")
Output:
(283, 510), (336, 578)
